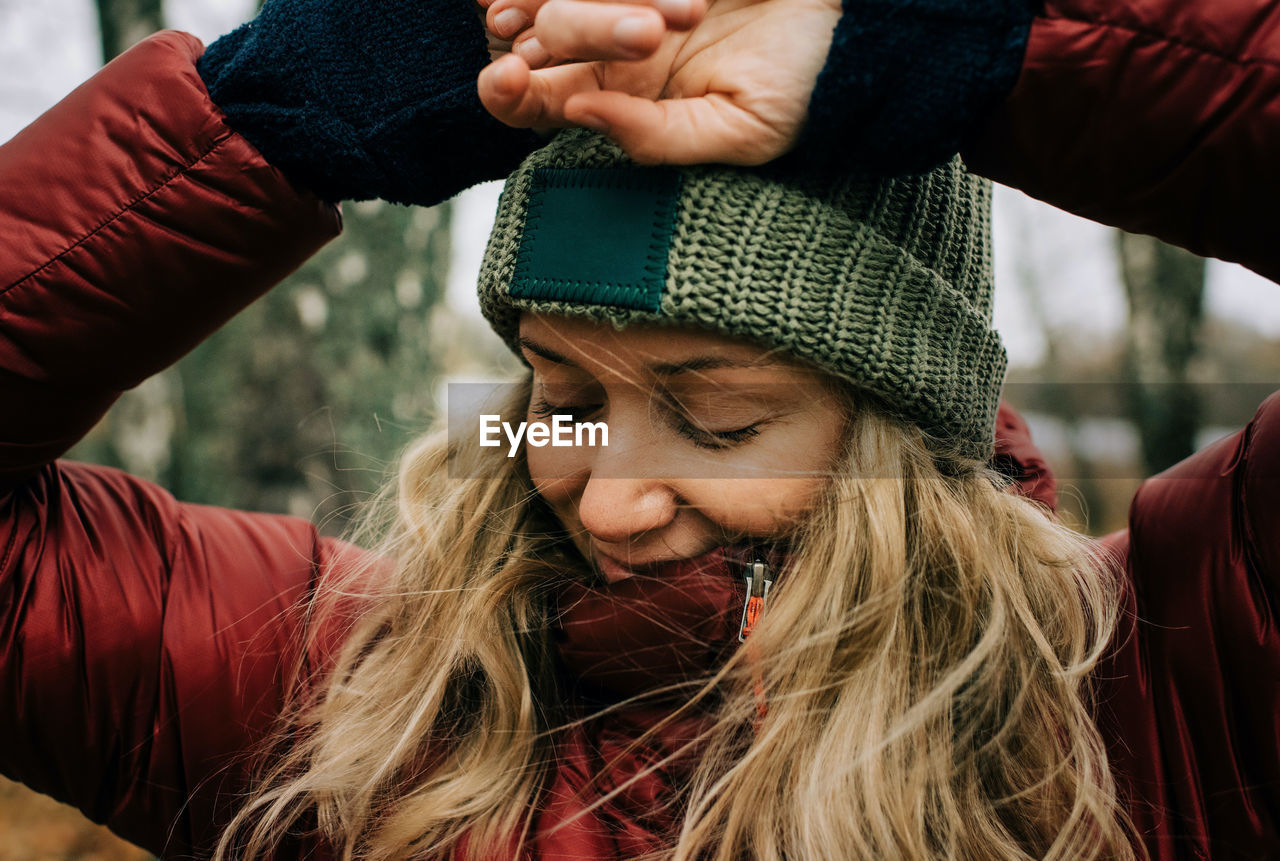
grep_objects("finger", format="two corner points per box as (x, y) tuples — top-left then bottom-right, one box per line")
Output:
(563, 91), (788, 165)
(479, 53), (534, 125)
(512, 32), (553, 69)
(490, 0), (704, 38)
(535, 0), (665, 61)
(480, 54), (605, 128)
(480, 4), (515, 61)
(487, 2), (532, 39)
(645, 0), (706, 31)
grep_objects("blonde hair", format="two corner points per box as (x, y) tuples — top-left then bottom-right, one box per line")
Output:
(215, 376), (1137, 860)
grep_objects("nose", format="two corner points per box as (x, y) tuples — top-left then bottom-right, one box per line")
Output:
(576, 476), (678, 545)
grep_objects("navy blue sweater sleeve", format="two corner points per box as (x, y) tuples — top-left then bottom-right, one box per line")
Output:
(196, 0), (541, 206)
(800, 0), (1039, 174)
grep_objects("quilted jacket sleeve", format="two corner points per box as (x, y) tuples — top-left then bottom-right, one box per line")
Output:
(951, 2), (1280, 854)
(1092, 393), (1280, 860)
(0, 31), (351, 856)
(962, 0), (1280, 283)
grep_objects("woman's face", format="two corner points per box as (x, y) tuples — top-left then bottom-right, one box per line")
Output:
(519, 312), (847, 583)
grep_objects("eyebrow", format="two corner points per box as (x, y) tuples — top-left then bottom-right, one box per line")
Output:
(517, 336), (780, 376)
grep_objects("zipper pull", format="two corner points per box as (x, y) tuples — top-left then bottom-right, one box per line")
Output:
(738, 557), (774, 642)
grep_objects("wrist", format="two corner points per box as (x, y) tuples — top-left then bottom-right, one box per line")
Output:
(197, 0), (540, 205)
(798, 0), (1040, 174)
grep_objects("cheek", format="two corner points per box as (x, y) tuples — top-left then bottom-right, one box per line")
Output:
(677, 412), (841, 536)
(526, 441), (597, 531)
(674, 477), (828, 536)
(527, 446), (581, 508)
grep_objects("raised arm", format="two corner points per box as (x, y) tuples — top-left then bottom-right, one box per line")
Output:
(961, 0), (1280, 284)
(0, 29), (346, 854)
(0, 31), (340, 489)
(0, 0), (517, 845)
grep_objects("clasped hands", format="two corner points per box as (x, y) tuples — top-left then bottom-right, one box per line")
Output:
(477, 0), (842, 166)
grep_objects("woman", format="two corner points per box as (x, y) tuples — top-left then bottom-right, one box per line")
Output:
(1, 1), (1277, 860)
(220, 129), (1119, 859)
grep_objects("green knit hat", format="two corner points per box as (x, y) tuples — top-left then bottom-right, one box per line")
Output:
(477, 129), (1007, 461)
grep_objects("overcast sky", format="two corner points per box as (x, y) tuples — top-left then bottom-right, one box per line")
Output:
(5, 0), (1278, 370)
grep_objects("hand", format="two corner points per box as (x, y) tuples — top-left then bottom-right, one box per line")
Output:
(477, 0), (841, 166)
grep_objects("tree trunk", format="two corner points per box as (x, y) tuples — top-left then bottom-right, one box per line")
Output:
(171, 200), (453, 533)
(82, 0), (454, 529)
(1013, 248), (1109, 532)
(94, 0), (163, 61)
(1115, 232), (1207, 474)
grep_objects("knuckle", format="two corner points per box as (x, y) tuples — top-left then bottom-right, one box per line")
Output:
(533, 0), (569, 29)
(622, 138), (665, 165)
(535, 1), (597, 54)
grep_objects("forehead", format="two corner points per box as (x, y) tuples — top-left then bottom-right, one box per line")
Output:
(518, 312), (794, 375)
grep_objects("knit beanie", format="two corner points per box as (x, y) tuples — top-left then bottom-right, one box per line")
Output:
(477, 130), (1007, 462)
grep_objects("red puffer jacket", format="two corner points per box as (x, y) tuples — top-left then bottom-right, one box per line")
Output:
(2, 8), (1279, 859)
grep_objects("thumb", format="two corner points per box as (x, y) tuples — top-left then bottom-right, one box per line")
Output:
(563, 91), (782, 165)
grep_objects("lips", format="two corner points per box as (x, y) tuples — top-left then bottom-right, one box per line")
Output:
(592, 545), (735, 584)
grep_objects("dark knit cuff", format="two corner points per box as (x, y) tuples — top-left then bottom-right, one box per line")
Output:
(197, 0), (540, 206)
(798, 0), (1040, 175)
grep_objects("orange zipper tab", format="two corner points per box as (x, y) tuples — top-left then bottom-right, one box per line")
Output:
(738, 558), (774, 642)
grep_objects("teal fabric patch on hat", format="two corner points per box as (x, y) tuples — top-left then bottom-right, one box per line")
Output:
(511, 167), (680, 312)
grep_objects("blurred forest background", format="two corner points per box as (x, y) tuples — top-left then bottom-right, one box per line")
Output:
(2, 0), (1279, 856)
